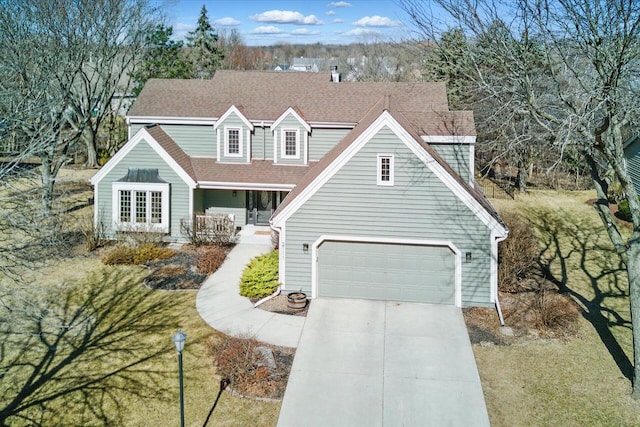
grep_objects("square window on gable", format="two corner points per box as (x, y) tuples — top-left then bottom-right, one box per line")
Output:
(225, 127), (242, 157)
(281, 129), (300, 159)
(377, 154), (394, 186)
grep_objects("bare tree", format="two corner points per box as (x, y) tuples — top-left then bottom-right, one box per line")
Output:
(401, 0), (640, 396)
(0, 0), (160, 203)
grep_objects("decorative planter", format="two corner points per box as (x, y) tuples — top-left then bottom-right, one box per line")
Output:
(287, 292), (307, 310)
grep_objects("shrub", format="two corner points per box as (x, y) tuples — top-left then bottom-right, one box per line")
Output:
(102, 243), (175, 265)
(195, 246), (227, 274)
(80, 212), (107, 251)
(207, 334), (292, 399)
(101, 245), (134, 265)
(498, 212), (539, 293)
(239, 250), (279, 298)
(536, 290), (580, 335)
(616, 197), (640, 222)
(181, 213), (237, 247)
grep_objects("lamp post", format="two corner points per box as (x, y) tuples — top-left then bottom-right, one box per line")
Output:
(173, 328), (186, 427)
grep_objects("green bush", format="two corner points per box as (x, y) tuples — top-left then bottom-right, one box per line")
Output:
(617, 197), (638, 221)
(102, 243), (175, 265)
(239, 250), (279, 298)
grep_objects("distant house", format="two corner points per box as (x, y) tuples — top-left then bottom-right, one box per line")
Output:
(273, 64), (290, 72)
(90, 70), (507, 310)
(290, 57), (325, 72)
(110, 93), (135, 116)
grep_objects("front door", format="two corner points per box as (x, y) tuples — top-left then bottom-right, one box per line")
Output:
(248, 191), (274, 225)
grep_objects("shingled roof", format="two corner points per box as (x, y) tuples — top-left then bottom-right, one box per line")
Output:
(128, 71), (470, 135)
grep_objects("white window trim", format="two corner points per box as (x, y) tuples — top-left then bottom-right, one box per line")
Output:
(281, 128), (300, 159)
(112, 182), (170, 233)
(224, 126), (243, 157)
(377, 154), (394, 186)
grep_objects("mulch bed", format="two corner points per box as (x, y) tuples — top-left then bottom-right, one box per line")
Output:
(464, 289), (581, 346)
(254, 294), (310, 317)
(144, 245), (233, 290)
(208, 333), (296, 400)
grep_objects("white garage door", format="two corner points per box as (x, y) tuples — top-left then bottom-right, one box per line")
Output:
(317, 241), (456, 304)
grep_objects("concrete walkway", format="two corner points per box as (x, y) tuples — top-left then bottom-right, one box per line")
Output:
(277, 298), (490, 427)
(195, 226), (306, 348)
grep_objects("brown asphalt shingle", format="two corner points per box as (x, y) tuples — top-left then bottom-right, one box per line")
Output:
(191, 159), (314, 186)
(145, 124), (196, 181)
(128, 71), (466, 135)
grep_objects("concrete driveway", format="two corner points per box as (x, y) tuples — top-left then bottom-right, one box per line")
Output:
(277, 298), (490, 427)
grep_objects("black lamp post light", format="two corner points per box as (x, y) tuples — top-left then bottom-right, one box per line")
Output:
(173, 328), (186, 427)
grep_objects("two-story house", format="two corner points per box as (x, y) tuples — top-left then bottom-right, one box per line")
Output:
(91, 70), (507, 310)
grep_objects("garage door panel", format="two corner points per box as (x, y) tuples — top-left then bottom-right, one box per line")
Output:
(318, 241), (456, 304)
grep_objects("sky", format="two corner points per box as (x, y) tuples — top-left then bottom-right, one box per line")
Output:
(159, 0), (415, 46)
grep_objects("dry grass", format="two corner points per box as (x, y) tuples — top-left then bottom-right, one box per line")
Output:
(9, 252), (281, 427)
(3, 168), (280, 426)
(477, 190), (640, 426)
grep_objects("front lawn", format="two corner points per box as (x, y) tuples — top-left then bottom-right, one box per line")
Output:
(1, 254), (281, 426)
(476, 191), (640, 426)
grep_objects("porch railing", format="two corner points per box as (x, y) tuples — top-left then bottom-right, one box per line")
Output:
(180, 213), (236, 245)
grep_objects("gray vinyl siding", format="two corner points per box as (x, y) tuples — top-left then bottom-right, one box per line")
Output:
(273, 115), (308, 165)
(251, 127), (274, 160)
(128, 124), (215, 157)
(95, 137), (191, 241)
(131, 123), (144, 136)
(159, 125), (215, 157)
(309, 128), (351, 161)
(283, 126), (493, 307)
(431, 143), (472, 182)
(217, 114), (250, 163)
(194, 189), (247, 228)
(626, 140), (640, 194)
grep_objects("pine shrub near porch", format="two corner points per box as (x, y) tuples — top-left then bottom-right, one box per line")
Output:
(240, 250), (279, 298)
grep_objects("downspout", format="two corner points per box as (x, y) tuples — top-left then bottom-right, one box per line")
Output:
(495, 233), (508, 326)
(254, 286), (281, 308)
(254, 220), (283, 308)
(261, 121), (266, 160)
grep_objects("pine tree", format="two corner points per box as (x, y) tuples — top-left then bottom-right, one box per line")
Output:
(186, 5), (224, 79)
(132, 24), (194, 95)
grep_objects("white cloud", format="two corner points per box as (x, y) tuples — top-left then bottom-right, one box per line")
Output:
(292, 28), (321, 35)
(328, 1), (351, 7)
(342, 28), (382, 37)
(172, 23), (195, 40)
(352, 16), (401, 27)
(250, 10), (324, 25)
(214, 17), (240, 26)
(250, 25), (283, 34)
(333, 18), (344, 24)
(326, 10), (336, 16)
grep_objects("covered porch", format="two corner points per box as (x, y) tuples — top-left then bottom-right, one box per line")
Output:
(193, 188), (289, 228)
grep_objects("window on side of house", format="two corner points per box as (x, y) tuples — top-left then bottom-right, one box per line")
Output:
(113, 183), (169, 232)
(225, 127), (242, 157)
(282, 129), (299, 159)
(377, 154), (394, 186)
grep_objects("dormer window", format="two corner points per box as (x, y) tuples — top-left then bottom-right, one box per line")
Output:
(377, 154), (394, 186)
(282, 129), (300, 159)
(225, 127), (242, 157)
